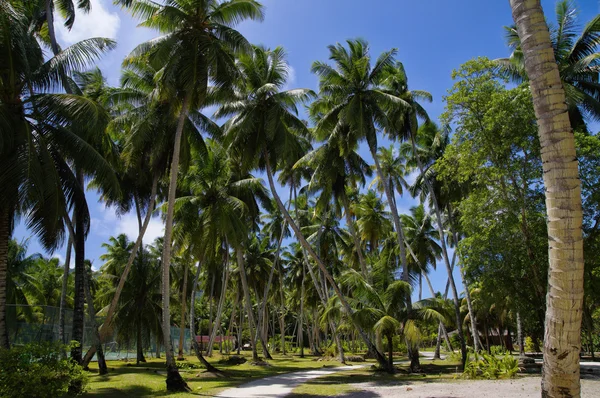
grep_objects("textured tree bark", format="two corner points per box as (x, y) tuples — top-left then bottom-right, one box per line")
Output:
(0, 206), (10, 349)
(58, 232), (72, 346)
(177, 263), (188, 360)
(517, 312), (525, 358)
(161, 94), (191, 392)
(510, 1), (584, 396)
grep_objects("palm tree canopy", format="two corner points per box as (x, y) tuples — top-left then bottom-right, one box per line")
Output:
(496, 0), (600, 128)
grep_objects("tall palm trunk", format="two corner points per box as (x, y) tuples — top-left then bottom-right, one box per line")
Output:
(370, 148), (420, 371)
(299, 265), (305, 358)
(82, 176), (158, 367)
(58, 232), (72, 345)
(207, 258), (230, 357)
(235, 247), (260, 362)
(408, 132), (467, 366)
(71, 171), (86, 363)
(510, 2), (584, 396)
(177, 263), (188, 360)
(264, 154), (390, 371)
(189, 260), (223, 374)
(83, 268), (107, 374)
(0, 206), (10, 349)
(161, 94), (191, 392)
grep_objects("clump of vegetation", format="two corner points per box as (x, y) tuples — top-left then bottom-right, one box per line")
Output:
(176, 361), (202, 370)
(463, 352), (519, 379)
(0, 343), (88, 398)
(219, 355), (247, 365)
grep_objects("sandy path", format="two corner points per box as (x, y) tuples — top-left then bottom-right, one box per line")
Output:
(346, 377), (600, 398)
(216, 365), (366, 398)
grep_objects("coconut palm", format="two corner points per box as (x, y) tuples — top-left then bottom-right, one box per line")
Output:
(172, 139), (269, 362)
(0, 2), (116, 349)
(498, 0), (600, 130)
(509, 0), (584, 395)
(122, 0), (263, 388)
(96, 241), (162, 365)
(354, 191), (392, 254)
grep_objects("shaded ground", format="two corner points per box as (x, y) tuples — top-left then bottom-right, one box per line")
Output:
(339, 376), (600, 398)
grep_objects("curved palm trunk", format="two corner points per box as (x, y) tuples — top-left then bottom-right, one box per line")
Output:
(58, 233), (72, 345)
(510, 2), (584, 396)
(177, 264), (188, 360)
(189, 260), (224, 374)
(82, 176), (158, 367)
(235, 247), (260, 362)
(207, 259), (230, 357)
(264, 154), (390, 372)
(0, 206), (10, 349)
(161, 94), (191, 392)
(83, 269), (107, 374)
(408, 132), (467, 367)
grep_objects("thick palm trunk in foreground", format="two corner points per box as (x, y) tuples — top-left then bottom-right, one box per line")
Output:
(160, 95), (191, 392)
(71, 172), (86, 363)
(264, 154), (390, 372)
(82, 177), (158, 367)
(510, 1), (584, 396)
(58, 234), (72, 345)
(0, 206), (9, 349)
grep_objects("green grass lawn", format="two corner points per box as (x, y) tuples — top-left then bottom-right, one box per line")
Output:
(84, 352), (361, 397)
(288, 358), (464, 398)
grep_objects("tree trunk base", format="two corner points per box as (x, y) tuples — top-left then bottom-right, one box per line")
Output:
(166, 366), (191, 392)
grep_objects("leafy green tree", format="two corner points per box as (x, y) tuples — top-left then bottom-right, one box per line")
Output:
(497, 0), (600, 130)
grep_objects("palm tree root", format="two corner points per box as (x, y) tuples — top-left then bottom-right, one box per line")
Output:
(166, 365), (191, 392)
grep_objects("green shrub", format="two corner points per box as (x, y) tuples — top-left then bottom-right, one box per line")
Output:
(0, 342), (88, 398)
(524, 336), (535, 353)
(463, 352), (519, 379)
(490, 345), (507, 356)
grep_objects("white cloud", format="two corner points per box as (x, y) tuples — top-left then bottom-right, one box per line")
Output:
(56, 0), (120, 45)
(114, 213), (165, 244)
(93, 205), (164, 244)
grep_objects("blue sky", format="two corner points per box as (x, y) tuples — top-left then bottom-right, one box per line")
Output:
(13, 0), (600, 300)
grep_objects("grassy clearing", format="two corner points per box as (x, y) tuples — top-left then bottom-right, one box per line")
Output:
(288, 358), (464, 398)
(84, 352), (356, 397)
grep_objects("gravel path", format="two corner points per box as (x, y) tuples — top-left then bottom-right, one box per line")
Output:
(216, 365), (366, 398)
(345, 377), (600, 398)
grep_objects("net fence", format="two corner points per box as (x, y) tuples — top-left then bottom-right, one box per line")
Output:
(6, 304), (195, 361)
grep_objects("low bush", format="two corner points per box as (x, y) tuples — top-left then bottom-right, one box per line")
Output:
(0, 342), (88, 398)
(463, 352), (519, 379)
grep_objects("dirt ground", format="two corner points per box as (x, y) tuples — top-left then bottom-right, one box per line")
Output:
(342, 376), (600, 398)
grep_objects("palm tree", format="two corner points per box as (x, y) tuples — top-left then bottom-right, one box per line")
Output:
(97, 241), (162, 365)
(509, 0), (584, 396)
(498, 0), (600, 130)
(354, 191), (392, 254)
(0, 2), (115, 349)
(123, 0), (264, 389)
(173, 139), (269, 362)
